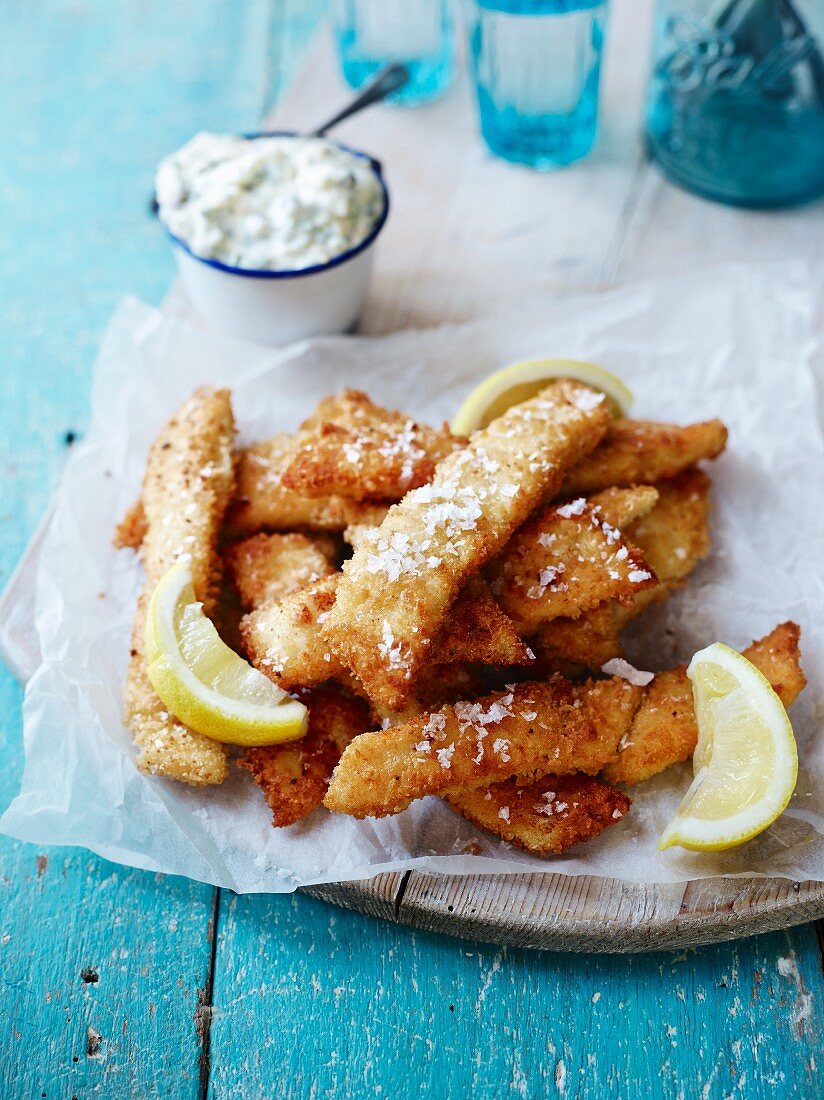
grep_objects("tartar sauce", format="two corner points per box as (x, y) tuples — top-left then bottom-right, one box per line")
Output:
(155, 132), (385, 272)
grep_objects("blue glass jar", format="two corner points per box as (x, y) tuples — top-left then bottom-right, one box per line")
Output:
(332, 0), (455, 106)
(468, 0), (609, 169)
(646, 0), (824, 208)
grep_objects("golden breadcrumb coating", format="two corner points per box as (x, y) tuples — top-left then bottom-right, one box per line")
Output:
(563, 418), (727, 496)
(603, 623), (805, 786)
(324, 677), (643, 819)
(624, 468), (712, 597)
(238, 685), (371, 827)
(240, 575), (533, 692)
(241, 576), (341, 691)
(281, 389), (465, 501)
(529, 470), (713, 675)
(123, 387), (235, 786)
(224, 433), (389, 538)
(530, 602), (625, 678)
(488, 485), (659, 633)
(224, 532), (336, 611)
(448, 773), (631, 855)
(322, 380), (612, 711)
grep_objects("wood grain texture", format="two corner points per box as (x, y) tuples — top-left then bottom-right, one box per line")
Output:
(1, 2), (823, 1097)
(0, 2), (276, 1093)
(208, 889), (823, 1099)
(307, 874), (824, 953)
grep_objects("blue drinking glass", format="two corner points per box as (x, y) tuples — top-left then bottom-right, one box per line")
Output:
(646, 0), (824, 208)
(468, 0), (609, 169)
(332, 0), (455, 106)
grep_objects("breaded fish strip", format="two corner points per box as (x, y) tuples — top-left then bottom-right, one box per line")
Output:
(488, 486), (659, 632)
(529, 470), (713, 675)
(602, 623), (805, 786)
(562, 418), (727, 496)
(530, 602), (625, 678)
(323, 381), (612, 710)
(324, 677), (643, 819)
(224, 434), (388, 538)
(281, 389), (465, 501)
(124, 388), (235, 786)
(624, 468), (711, 596)
(426, 577), (534, 667)
(448, 774), (631, 855)
(238, 685), (371, 827)
(241, 575), (533, 691)
(224, 532), (336, 610)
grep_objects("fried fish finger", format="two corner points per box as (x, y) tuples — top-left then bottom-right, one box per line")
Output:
(488, 485), (659, 632)
(562, 418), (727, 496)
(530, 601), (625, 678)
(281, 389), (465, 501)
(324, 677), (643, 818)
(238, 685), (371, 827)
(241, 575), (533, 691)
(123, 387), (235, 786)
(224, 434), (388, 538)
(323, 380), (612, 710)
(529, 470), (713, 675)
(448, 774), (631, 855)
(602, 622), (805, 786)
(224, 532), (337, 610)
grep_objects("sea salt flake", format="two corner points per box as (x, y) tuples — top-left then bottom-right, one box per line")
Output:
(436, 744), (455, 769)
(492, 738), (510, 762)
(571, 389), (605, 410)
(421, 712), (447, 740)
(556, 498), (586, 519)
(498, 806), (510, 822)
(601, 658), (655, 686)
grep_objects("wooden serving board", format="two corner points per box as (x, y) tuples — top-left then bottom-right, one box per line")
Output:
(4, 3), (823, 952)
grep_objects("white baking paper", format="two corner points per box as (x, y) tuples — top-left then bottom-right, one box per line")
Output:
(2, 263), (823, 891)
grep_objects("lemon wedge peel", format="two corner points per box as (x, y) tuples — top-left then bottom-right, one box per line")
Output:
(146, 562), (308, 747)
(452, 358), (634, 435)
(659, 642), (798, 853)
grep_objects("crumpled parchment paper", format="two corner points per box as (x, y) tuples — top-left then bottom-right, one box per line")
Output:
(2, 263), (823, 891)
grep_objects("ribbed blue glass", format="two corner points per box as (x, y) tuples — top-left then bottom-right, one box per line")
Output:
(646, 1), (824, 208)
(468, 0), (608, 169)
(332, 0), (455, 106)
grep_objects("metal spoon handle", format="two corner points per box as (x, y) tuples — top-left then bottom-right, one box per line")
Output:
(311, 63), (410, 137)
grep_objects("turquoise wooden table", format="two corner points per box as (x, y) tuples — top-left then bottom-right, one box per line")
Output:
(1, 3), (822, 1096)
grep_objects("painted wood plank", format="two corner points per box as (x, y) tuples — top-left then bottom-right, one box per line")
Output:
(0, 1), (275, 1093)
(207, 889), (823, 1099)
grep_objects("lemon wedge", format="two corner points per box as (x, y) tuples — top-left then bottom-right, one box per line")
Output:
(452, 358), (633, 435)
(659, 643), (798, 852)
(145, 562), (308, 747)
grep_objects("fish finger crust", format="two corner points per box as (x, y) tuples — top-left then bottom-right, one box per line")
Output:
(124, 387), (236, 786)
(324, 676), (643, 818)
(239, 686), (371, 827)
(323, 380), (612, 711)
(448, 773), (631, 855)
